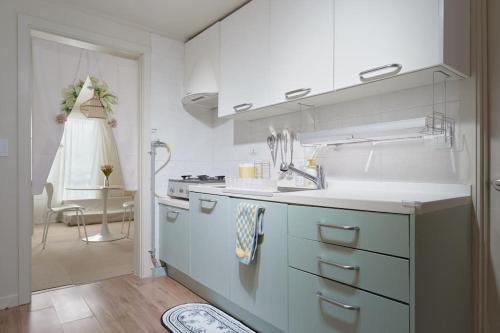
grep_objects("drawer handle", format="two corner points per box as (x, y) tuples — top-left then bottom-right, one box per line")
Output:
(317, 291), (360, 311)
(317, 257), (359, 271)
(199, 198), (217, 204)
(285, 88), (312, 100)
(233, 103), (253, 112)
(167, 210), (179, 218)
(359, 63), (402, 82)
(317, 223), (360, 231)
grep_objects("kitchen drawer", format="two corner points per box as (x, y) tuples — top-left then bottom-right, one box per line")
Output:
(288, 205), (409, 258)
(289, 236), (409, 302)
(289, 268), (409, 333)
(159, 205), (190, 275)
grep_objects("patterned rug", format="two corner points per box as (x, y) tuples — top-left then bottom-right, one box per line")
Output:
(161, 303), (256, 333)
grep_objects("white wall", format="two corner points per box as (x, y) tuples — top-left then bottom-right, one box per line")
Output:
(209, 80), (475, 185)
(0, 0), (153, 308)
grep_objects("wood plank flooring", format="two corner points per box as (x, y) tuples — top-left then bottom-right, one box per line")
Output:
(0, 274), (205, 333)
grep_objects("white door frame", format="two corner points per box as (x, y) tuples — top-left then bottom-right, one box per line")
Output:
(17, 14), (152, 305)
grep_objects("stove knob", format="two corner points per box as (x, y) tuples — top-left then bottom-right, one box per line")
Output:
(179, 188), (184, 193)
(169, 186), (174, 193)
(181, 175), (192, 180)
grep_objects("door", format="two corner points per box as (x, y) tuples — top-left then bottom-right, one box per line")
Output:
(334, 0), (441, 89)
(159, 205), (190, 275)
(269, 0), (334, 104)
(488, 1), (500, 331)
(189, 193), (230, 297)
(218, 0), (270, 117)
(228, 199), (288, 331)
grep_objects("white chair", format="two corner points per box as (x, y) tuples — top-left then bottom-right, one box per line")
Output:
(121, 200), (134, 238)
(42, 183), (89, 249)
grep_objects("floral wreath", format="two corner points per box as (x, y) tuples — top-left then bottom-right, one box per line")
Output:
(57, 77), (118, 127)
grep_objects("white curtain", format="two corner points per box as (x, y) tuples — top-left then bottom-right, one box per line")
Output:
(53, 109), (124, 200)
(31, 37), (139, 195)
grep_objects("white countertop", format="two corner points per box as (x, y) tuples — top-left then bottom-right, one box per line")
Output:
(189, 179), (471, 215)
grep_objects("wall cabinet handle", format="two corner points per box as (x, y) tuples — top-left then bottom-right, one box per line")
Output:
(285, 88), (312, 100)
(359, 63), (402, 82)
(317, 222), (360, 231)
(317, 256), (359, 271)
(233, 103), (253, 112)
(317, 291), (360, 311)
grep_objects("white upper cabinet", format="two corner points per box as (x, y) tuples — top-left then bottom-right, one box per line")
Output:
(218, 0), (270, 118)
(184, 22), (220, 96)
(334, 0), (469, 90)
(269, 0), (334, 104)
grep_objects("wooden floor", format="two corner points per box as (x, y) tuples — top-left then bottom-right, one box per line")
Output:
(0, 274), (205, 333)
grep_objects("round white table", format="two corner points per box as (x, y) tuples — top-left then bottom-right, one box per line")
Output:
(65, 185), (126, 242)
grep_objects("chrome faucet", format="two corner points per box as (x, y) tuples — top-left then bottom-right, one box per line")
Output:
(284, 164), (327, 190)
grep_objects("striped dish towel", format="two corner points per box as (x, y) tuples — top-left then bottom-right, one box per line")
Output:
(235, 202), (265, 265)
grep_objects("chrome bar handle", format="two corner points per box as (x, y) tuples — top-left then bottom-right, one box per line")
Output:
(199, 198), (217, 203)
(166, 210), (179, 218)
(359, 63), (402, 82)
(317, 291), (360, 311)
(233, 103), (253, 112)
(317, 256), (359, 271)
(285, 88), (312, 100)
(317, 222), (360, 231)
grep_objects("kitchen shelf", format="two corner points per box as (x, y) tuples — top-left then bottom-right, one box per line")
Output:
(229, 66), (464, 121)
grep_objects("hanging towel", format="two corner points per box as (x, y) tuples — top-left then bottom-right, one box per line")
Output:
(235, 202), (265, 265)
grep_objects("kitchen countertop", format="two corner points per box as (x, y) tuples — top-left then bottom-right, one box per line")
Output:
(189, 179), (471, 215)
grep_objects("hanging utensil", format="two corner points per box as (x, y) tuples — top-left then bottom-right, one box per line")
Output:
(286, 132), (295, 180)
(278, 133), (287, 172)
(267, 135), (276, 167)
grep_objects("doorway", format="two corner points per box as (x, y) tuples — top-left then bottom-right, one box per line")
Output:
(17, 17), (150, 303)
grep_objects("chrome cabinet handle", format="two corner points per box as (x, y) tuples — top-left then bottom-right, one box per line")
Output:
(317, 291), (359, 311)
(285, 88), (312, 100)
(233, 103), (253, 112)
(166, 210), (179, 218)
(317, 222), (360, 231)
(492, 179), (500, 191)
(317, 256), (359, 271)
(199, 198), (217, 203)
(359, 63), (402, 82)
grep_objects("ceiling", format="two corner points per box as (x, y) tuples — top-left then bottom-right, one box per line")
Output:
(43, 0), (249, 41)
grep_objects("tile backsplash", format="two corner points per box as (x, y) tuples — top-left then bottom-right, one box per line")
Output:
(151, 34), (475, 196)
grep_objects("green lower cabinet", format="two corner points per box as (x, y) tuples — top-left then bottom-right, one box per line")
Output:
(159, 204), (190, 275)
(289, 268), (409, 333)
(228, 199), (288, 332)
(288, 236), (409, 303)
(189, 193), (231, 298)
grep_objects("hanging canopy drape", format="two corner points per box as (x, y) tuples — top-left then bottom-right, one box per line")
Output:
(31, 37), (139, 194)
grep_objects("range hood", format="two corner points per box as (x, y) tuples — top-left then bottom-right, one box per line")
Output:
(181, 92), (218, 110)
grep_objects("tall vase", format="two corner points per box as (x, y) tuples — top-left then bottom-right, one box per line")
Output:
(104, 176), (110, 187)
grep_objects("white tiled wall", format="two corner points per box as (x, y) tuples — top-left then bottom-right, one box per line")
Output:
(151, 34), (475, 189)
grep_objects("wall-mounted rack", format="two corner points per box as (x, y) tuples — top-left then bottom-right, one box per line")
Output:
(297, 70), (455, 148)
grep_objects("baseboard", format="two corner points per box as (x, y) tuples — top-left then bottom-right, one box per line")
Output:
(0, 294), (19, 310)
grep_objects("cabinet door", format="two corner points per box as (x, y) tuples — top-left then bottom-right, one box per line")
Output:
(184, 23), (220, 96)
(218, 0), (270, 117)
(159, 205), (190, 275)
(334, 0), (441, 89)
(228, 199), (288, 331)
(269, 0), (334, 104)
(189, 193), (230, 297)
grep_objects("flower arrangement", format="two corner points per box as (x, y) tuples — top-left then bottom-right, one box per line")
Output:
(60, 76), (118, 118)
(100, 164), (114, 187)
